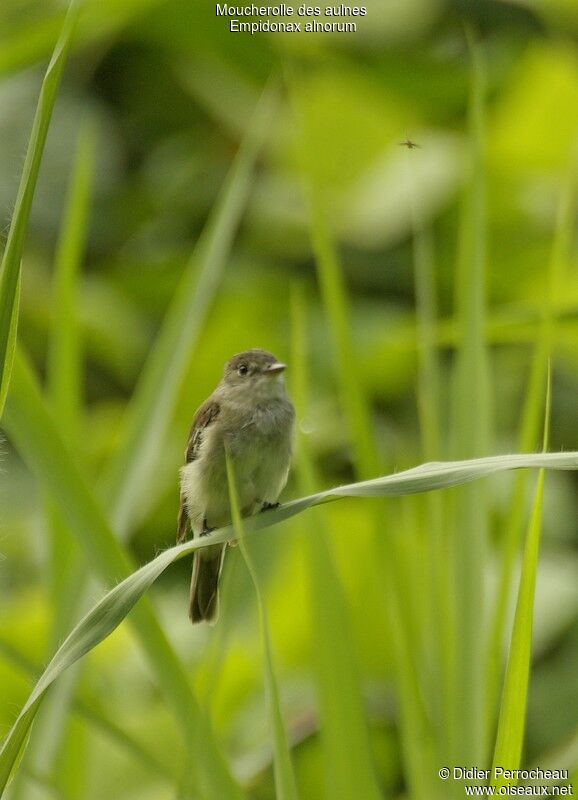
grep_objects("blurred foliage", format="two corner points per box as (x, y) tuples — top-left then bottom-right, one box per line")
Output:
(1, 0), (578, 798)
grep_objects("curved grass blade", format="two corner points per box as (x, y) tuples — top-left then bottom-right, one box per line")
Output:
(0, 0), (79, 419)
(2, 444), (578, 790)
(226, 454), (300, 800)
(2, 352), (245, 799)
(491, 371), (551, 788)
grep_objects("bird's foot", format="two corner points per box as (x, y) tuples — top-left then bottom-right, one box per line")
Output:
(200, 518), (214, 537)
(261, 501), (280, 513)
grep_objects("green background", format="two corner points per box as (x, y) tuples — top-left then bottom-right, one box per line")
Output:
(1, 0), (578, 798)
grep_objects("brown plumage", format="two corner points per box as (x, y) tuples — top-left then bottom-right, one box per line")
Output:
(178, 349), (294, 624)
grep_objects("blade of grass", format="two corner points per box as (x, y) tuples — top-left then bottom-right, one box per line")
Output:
(15, 119), (97, 800)
(289, 71), (392, 795)
(47, 117), (96, 441)
(290, 285), (389, 800)
(406, 142), (453, 774)
(491, 368), (551, 788)
(287, 67), (378, 481)
(448, 28), (491, 771)
(226, 453), (300, 800)
(0, 0), (79, 418)
(486, 177), (574, 743)
(290, 66), (445, 797)
(2, 353), (245, 799)
(101, 78), (279, 537)
(2, 443), (578, 791)
(384, 542), (438, 800)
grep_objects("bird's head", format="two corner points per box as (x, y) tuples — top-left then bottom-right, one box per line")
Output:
(221, 349), (287, 399)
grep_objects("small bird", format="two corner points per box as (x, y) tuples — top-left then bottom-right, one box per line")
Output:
(177, 349), (295, 623)
(398, 138), (421, 149)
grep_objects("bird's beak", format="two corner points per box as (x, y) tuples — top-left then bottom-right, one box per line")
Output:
(265, 362), (286, 375)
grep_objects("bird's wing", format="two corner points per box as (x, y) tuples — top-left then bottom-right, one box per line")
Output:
(176, 399), (221, 543)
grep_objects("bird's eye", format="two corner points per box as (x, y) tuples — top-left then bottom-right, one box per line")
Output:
(238, 364), (248, 376)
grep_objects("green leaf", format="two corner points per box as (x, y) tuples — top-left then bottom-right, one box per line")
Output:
(1, 446), (578, 791)
(0, 0), (79, 418)
(290, 285), (383, 800)
(448, 29), (491, 770)
(289, 68), (379, 480)
(12, 116), (98, 800)
(491, 371), (552, 788)
(485, 178), (574, 740)
(47, 116), (97, 438)
(226, 454), (300, 800)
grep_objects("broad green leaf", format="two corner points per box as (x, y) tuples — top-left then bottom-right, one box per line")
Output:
(0, 0), (79, 419)
(226, 454), (300, 800)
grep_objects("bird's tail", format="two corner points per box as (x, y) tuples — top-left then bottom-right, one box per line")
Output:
(189, 546), (226, 624)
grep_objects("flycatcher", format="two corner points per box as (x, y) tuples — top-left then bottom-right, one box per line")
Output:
(177, 349), (295, 623)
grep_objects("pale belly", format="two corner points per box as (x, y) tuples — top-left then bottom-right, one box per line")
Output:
(180, 408), (293, 534)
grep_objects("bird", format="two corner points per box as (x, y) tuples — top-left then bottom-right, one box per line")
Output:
(177, 349), (295, 623)
(398, 137), (421, 149)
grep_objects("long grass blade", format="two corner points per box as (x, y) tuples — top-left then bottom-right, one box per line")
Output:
(2, 353), (244, 799)
(226, 454), (300, 800)
(47, 117), (96, 439)
(406, 130), (452, 781)
(1, 443), (578, 791)
(491, 370), (551, 788)
(0, 0), (79, 418)
(449, 28), (491, 771)
(290, 70), (393, 795)
(12, 116), (98, 800)
(290, 286), (383, 800)
(486, 178), (574, 740)
(288, 68), (378, 480)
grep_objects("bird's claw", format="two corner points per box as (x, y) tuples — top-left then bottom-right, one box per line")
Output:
(261, 501), (280, 513)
